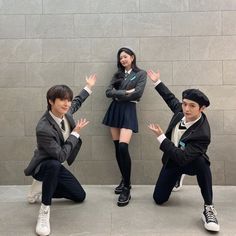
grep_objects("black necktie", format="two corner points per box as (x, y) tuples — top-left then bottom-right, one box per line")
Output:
(125, 72), (128, 79)
(61, 119), (65, 131)
(179, 120), (186, 130)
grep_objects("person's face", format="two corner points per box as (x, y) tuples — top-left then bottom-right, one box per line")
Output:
(119, 51), (134, 70)
(49, 98), (72, 118)
(182, 99), (205, 122)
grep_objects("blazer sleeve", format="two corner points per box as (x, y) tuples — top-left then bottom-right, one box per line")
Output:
(160, 135), (210, 166)
(36, 127), (82, 164)
(105, 76), (126, 99)
(105, 70), (147, 101)
(155, 82), (182, 113)
(117, 70), (147, 102)
(69, 89), (90, 115)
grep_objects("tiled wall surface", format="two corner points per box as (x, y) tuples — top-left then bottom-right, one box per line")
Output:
(0, 0), (236, 185)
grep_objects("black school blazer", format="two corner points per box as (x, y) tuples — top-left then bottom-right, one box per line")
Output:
(24, 89), (90, 176)
(105, 69), (147, 102)
(155, 82), (211, 167)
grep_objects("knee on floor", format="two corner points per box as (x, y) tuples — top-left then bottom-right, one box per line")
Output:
(74, 191), (86, 203)
(153, 194), (168, 205)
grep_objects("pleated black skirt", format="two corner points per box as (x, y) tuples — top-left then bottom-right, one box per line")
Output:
(102, 100), (138, 133)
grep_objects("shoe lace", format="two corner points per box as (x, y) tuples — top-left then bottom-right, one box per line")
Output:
(204, 205), (218, 223)
(39, 209), (49, 227)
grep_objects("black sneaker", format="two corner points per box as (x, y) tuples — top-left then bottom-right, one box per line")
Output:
(117, 187), (131, 207)
(114, 180), (131, 194)
(202, 205), (220, 232)
(172, 174), (185, 192)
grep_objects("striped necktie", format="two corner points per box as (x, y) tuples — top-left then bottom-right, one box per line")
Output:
(61, 119), (65, 131)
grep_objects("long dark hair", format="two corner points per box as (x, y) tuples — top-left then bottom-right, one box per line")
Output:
(113, 47), (140, 89)
(46, 85), (73, 110)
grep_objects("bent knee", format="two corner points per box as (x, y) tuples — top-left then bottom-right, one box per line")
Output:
(118, 142), (128, 155)
(74, 191), (86, 203)
(153, 194), (168, 205)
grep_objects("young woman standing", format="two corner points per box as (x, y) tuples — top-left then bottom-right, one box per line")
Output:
(103, 47), (147, 206)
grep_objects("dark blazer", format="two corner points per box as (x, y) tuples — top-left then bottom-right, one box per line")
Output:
(155, 82), (211, 168)
(24, 89), (90, 176)
(105, 70), (147, 102)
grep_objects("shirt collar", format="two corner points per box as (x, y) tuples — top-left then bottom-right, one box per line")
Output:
(182, 114), (202, 129)
(49, 111), (64, 127)
(125, 68), (132, 74)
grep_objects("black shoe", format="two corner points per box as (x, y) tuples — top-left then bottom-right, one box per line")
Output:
(114, 180), (131, 194)
(201, 205), (220, 232)
(117, 187), (131, 207)
(114, 179), (124, 194)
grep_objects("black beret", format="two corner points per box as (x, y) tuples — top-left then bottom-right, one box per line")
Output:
(182, 89), (210, 107)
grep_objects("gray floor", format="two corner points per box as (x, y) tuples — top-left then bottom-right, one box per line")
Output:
(0, 185), (235, 236)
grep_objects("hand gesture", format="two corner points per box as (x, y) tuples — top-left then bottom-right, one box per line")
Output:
(147, 70), (160, 83)
(148, 123), (163, 137)
(86, 74), (97, 90)
(73, 118), (90, 134)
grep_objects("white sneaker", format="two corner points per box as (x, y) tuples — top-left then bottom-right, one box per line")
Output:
(27, 179), (42, 204)
(172, 174), (185, 192)
(201, 205), (220, 232)
(36, 204), (50, 236)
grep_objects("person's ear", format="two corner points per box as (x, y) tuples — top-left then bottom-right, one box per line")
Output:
(200, 105), (206, 112)
(49, 99), (54, 105)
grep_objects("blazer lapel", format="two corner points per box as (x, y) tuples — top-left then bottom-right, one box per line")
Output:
(65, 113), (76, 130)
(180, 115), (204, 141)
(121, 71), (136, 88)
(45, 111), (64, 142)
(166, 112), (184, 135)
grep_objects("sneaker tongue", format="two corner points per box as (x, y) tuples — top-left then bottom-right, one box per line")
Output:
(41, 205), (50, 212)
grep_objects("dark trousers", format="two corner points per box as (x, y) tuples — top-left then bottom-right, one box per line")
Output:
(153, 156), (213, 205)
(33, 160), (86, 206)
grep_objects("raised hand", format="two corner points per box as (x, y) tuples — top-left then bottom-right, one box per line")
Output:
(148, 123), (163, 137)
(73, 118), (90, 134)
(86, 74), (97, 90)
(147, 70), (160, 83)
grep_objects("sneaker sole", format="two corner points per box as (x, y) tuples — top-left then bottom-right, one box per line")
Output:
(201, 213), (220, 232)
(117, 195), (131, 207)
(27, 194), (41, 204)
(172, 186), (182, 192)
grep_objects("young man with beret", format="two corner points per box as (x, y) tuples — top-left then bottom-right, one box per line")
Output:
(147, 70), (220, 232)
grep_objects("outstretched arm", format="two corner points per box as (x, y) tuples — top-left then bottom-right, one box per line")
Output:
(69, 74), (97, 114)
(147, 69), (182, 113)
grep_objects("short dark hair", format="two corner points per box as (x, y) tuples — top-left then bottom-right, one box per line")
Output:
(46, 85), (73, 110)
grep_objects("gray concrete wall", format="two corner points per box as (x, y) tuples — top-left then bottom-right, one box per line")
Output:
(0, 0), (236, 185)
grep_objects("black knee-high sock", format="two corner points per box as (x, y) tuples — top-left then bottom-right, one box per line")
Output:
(113, 140), (123, 178)
(119, 142), (131, 187)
